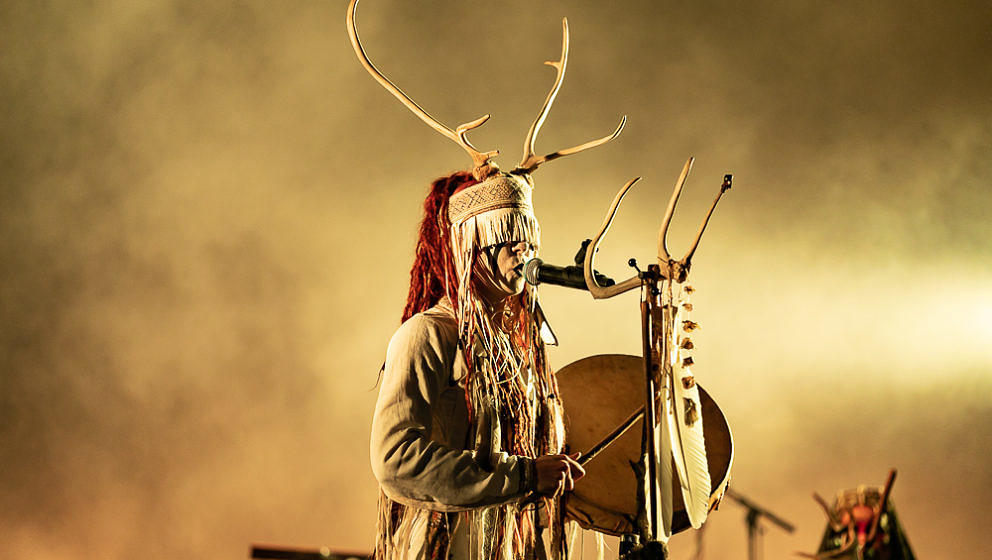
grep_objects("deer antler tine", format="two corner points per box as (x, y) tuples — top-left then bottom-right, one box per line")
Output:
(584, 177), (643, 299)
(521, 117), (626, 173)
(515, 19), (626, 174)
(455, 115), (500, 163)
(347, 0), (496, 170)
(457, 114), (492, 135)
(519, 18), (569, 170)
(657, 157), (694, 262)
(682, 174), (732, 266)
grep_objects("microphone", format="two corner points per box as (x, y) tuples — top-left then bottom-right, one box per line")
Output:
(522, 258), (615, 291)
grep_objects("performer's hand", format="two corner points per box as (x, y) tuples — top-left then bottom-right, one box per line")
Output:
(535, 453), (585, 497)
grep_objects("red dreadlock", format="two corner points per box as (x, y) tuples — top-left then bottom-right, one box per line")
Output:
(402, 171), (478, 322)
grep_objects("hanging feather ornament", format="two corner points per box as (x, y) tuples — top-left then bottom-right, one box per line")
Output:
(668, 283), (711, 528)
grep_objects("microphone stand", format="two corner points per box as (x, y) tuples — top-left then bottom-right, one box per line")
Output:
(724, 488), (795, 560)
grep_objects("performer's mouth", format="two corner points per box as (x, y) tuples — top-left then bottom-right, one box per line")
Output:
(512, 263), (525, 277)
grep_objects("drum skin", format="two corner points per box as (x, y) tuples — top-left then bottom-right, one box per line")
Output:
(557, 354), (734, 536)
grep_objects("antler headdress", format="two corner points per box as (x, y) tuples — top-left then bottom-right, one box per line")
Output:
(347, 0), (625, 251)
(348, 0), (628, 334)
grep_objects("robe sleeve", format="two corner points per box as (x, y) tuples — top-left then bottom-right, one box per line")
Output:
(370, 313), (535, 511)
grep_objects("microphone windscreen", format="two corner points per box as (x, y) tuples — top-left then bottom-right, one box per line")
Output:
(523, 258), (543, 286)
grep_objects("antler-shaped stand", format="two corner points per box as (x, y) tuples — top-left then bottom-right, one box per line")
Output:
(582, 159), (732, 555)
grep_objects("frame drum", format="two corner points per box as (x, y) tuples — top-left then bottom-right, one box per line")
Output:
(557, 354), (733, 536)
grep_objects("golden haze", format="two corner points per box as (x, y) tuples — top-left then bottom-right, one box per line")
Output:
(1, 1), (990, 559)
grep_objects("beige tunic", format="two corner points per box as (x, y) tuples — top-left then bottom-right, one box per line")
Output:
(370, 304), (534, 558)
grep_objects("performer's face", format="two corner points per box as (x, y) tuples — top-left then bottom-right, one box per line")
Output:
(477, 241), (535, 301)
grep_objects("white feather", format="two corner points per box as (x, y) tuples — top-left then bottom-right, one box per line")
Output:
(670, 286), (711, 528)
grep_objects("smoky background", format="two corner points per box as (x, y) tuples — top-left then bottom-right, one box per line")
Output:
(1, 1), (989, 559)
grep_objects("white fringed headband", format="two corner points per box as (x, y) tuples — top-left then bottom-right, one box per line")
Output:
(447, 174), (540, 250)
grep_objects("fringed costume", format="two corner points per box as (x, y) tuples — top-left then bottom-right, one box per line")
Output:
(371, 172), (567, 560)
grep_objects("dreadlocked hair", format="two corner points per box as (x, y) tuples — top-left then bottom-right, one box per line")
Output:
(402, 171), (478, 322)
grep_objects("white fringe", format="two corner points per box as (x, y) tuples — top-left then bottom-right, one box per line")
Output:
(455, 208), (541, 254)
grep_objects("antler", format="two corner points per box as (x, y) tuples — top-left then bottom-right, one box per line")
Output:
(584, 164), (732, 298)
(658, 158), (733, 282)
(346, 0), (498, 173)
(657, 157), (695, 262)
(584, 177), (644, 299)
(684, 173), (733, 265)
(515, 18), (626, 174)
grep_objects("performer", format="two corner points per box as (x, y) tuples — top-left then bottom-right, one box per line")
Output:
(346, 1), (625, 557)
(370, 170), (584, 560)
